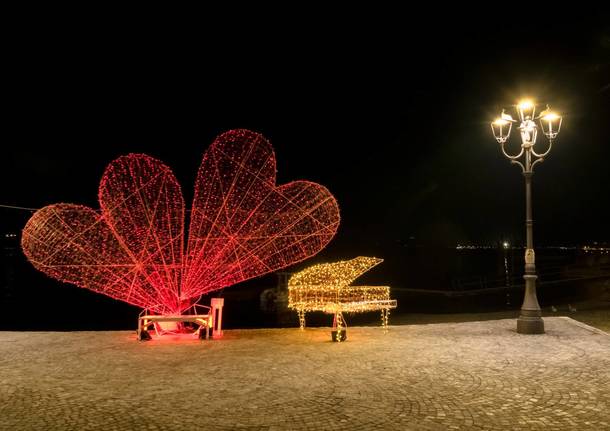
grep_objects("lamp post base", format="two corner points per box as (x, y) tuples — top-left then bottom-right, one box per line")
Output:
(517, 315), (545, 334)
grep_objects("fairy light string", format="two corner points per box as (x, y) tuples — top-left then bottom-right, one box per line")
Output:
(21, 129), (340, 315)
(288, 256), (397, 330)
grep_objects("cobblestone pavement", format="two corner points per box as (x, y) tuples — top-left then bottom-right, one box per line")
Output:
(1, 317), (608, 430)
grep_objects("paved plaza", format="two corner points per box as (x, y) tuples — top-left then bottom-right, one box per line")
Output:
(1, 317), (609, 430)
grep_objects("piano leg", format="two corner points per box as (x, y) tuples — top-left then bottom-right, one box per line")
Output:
(381, 309), (390, 332)
(331, 312), (347, 342)
(298, 309), (306, 330)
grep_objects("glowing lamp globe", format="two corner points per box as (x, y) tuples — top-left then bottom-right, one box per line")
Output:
(491, 118), (512, 144)
(517, 99), (536, 121)
(540, 111), (562, 140)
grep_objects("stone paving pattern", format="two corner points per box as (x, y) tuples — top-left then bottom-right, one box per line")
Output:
(1, 317), (608, 430)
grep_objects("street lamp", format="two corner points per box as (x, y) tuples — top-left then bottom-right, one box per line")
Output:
(490, 99), (562, 334)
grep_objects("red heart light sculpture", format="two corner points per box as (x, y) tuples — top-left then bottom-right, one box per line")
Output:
(22, 129), (340, 314)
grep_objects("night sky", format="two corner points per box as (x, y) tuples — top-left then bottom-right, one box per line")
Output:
(3, 16), (609, 256)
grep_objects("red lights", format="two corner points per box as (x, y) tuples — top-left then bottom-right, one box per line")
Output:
(22, 129), (340, 314)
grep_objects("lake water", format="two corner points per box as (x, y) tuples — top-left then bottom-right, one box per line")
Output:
(3, 231), (608, 331)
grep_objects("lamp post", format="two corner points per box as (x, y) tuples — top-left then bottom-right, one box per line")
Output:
(491, 99), (562, 334)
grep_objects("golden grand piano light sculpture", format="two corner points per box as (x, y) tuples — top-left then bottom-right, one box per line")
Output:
(288, 256), (397, 341)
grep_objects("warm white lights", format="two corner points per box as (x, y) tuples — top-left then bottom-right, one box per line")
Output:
(540, 111), (562, 140)
(491, 118), (512, 144)
(287, 256), (397, 334)
(518, 99), (534, 110)
(517, 99), (536, 122)
(491, 98), (562, 147)
(542, 112), (559, 121)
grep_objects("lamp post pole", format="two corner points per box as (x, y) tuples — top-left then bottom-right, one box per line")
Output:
(520, 147), (542, 334)
(491, 100), (562, 334)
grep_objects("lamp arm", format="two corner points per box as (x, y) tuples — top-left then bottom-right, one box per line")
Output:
(531, 157), (545, 172)
(531, 139), (553, 158)
(510, 159), (526, 173)
(501, 143), (524, 160)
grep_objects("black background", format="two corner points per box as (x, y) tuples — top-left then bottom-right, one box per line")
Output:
(1, 10), (609, 328)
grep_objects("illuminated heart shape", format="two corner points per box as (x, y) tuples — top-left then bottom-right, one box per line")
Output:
(22, 129), (340, 314)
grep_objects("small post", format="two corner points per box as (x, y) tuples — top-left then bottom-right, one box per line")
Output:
(211, 298), (224, 339)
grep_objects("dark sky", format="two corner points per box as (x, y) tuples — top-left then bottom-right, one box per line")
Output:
(3, 15), (609, 256)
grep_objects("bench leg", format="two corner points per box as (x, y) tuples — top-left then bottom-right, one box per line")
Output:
(197, 322), (211, 340)
(137, 318), (152, 341)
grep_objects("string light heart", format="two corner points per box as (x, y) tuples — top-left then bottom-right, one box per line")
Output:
(22, 129), (340, 315)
